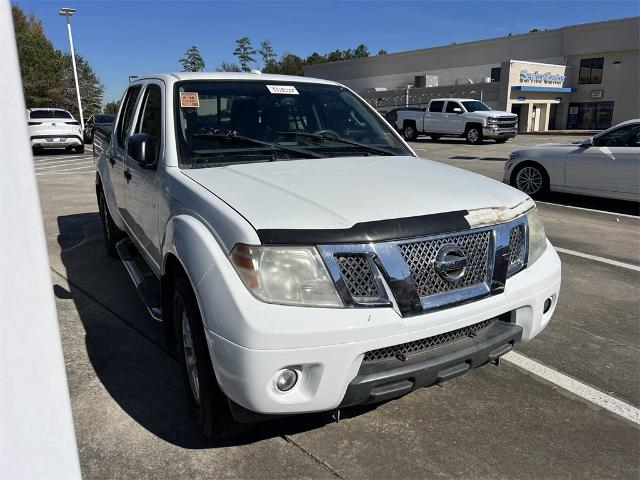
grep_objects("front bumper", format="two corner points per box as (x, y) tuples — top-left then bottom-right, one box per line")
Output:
(202, 242), (560, 416)
(483, 126), (517, 139)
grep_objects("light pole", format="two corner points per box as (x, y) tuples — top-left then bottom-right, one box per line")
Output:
(58, 7), (84, 131)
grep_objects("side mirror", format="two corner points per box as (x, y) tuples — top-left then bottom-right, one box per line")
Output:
(453, 107), (463, 114)
(127, 133), (152, 165)
(580, 137), (594, 148)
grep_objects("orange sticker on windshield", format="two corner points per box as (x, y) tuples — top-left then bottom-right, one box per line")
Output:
(180, 92), (199, 108)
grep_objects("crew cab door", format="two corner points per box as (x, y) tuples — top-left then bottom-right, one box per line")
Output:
(423, 100), (445, 133)
(109, 85), (142, 219)
(565, 123), (640, 195)
(123, 82), (163, 270)
(443, 101), (465, 134)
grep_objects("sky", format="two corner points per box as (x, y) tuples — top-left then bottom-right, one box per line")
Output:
(14, 0), (640, 103)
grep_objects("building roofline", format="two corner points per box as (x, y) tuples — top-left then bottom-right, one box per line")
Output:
(304, 16), (640, 72)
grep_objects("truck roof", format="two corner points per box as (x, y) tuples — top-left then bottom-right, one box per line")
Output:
(129, 72), (342, 87)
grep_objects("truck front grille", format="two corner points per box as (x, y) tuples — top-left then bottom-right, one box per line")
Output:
(399, 230), (491, 297)
(335, 254), (379, 299)
(363, 318), (497, 362)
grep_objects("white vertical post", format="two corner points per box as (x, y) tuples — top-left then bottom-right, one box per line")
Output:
(64, 14), (84, 131)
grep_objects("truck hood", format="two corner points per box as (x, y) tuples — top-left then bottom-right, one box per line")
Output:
(182, 155), (528, 231)
(468, 110), (516, 118)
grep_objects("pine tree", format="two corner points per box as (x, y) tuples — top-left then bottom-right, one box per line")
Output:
(233, 36), (257, 72)
(258, 39), (277, 70)
(179, 46), (205, 72)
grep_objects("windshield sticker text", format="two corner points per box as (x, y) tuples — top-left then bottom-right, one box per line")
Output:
(180, 92), (200, 108)
(266, 85), (299, 95)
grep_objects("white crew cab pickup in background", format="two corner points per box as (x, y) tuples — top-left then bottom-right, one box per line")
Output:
(395, 98), (518, 144)
(94, 72), (560, 439)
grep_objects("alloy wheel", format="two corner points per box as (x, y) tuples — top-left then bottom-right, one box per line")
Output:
(468, 128), (479, 143)
(516, 166), (543, 195)
(182, 311), (201, 404)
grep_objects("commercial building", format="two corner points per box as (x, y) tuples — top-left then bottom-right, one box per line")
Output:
(304, 17), (639, 132)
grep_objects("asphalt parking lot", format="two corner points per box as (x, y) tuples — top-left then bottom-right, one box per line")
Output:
(35, 136), (639, 479)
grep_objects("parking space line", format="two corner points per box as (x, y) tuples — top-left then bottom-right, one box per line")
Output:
(503, 351), (640, 425)
(36, 167), (95, 175)
(537, 201), (639, 219)
(33, 157), (91, 165)
(35, 160), (94, 171)
(555, 247), (640, 271)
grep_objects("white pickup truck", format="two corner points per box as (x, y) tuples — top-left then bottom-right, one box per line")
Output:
(95, 72), (560, 439)
(394, 99), (518, 144)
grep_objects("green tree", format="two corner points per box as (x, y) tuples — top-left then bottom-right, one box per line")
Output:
(258, 39), (277, 70)
(12, 5), (62, 107)
(233, 36), (257, 72)
(276, 52), (305, 76)
(353, 44), (370, 58)
(103, 100), (120, 114)
(305, 52), (326, 65)
(59, 52), (104, 118)
(216, 61), (242, 72)
(179, 45), (205, 72)
(326, 49), (343, 63)
(377, 48), (388, 55)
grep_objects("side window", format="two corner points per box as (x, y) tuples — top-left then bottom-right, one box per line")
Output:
(594, 125), (640, 147)
(445, 102), (462, 113)
(429, 101), (444, 113)
(136, 84), (162, 164)
(116, 86), (141, 147)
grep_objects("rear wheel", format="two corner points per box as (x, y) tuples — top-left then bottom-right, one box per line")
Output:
(402, 123), (417, 141)
(98, 189), (124, 258)
(174, 275), (241, 440)
(75, 144), (85, 154)
(513, 163), (549, 197)
(465, 125), (483, 145)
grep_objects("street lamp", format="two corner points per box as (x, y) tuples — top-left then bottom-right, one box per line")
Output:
(58, 7), (84, 131)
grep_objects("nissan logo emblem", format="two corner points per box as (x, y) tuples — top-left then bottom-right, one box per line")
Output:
(435, 244), (468, 282)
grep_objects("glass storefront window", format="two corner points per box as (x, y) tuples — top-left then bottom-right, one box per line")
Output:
(566, 101), (614, 130)
(578, 57), (604, 84)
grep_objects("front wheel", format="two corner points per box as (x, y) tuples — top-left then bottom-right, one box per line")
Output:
(513, 163), (549, 197)
(465, 125), (483, 145)
(174, 275), (243, 440)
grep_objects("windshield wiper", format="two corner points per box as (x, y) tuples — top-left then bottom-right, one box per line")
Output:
(278, 131), (396, 156)
(192, 131), (326, 159)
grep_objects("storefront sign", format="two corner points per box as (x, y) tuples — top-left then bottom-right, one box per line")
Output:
(591, 89), (604, 99)
(520, 70), (566, 84)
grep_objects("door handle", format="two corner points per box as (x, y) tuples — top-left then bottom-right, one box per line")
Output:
(124, 170), (132, 181)
(109, 155), (116, 166)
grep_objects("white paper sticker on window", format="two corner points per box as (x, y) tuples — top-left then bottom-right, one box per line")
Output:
(180, 92), (200, 107)
(266, 85), (299, 95)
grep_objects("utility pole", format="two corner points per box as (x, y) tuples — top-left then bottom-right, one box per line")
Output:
(59, 8), (84, 131)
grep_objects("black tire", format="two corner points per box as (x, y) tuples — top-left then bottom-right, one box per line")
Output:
(173, 275), (242, 440)
(430, 134), (442, 141)
(511, 162), (549, 198)
(98, 189), (124, 258)
(32, 146), (42, 155)
(495, 138), (508, 144)
(402, 122), (418, 141)
(75, 144), (85, 154)
(465, 125), (483, 145)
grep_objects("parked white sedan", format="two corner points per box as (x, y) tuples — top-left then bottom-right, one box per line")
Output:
(504, 119), (639, 201)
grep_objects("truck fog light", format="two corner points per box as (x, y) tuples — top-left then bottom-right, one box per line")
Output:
(275, 369), (298, 392)
(543, 296), (553, 314)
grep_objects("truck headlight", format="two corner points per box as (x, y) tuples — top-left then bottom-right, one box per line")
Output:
(230, 245), (343, 307)
(527, 208), (547, 266)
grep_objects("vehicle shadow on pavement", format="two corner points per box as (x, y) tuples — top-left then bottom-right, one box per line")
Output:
(55, 213), (376, 449)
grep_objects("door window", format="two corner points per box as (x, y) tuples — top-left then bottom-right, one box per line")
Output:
(136, 84), (162, 164)
(116, 85), (142, 147)
(594, 124), (640, 147)
(429, 101), (444, 113)
(445, 102), (462, 113)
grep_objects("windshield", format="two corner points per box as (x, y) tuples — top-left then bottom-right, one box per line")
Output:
(461, 101), (491, 112)
(174, 80), (411, 168)
(30, 110), (72, 119)
(95, 114), (115, 123)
